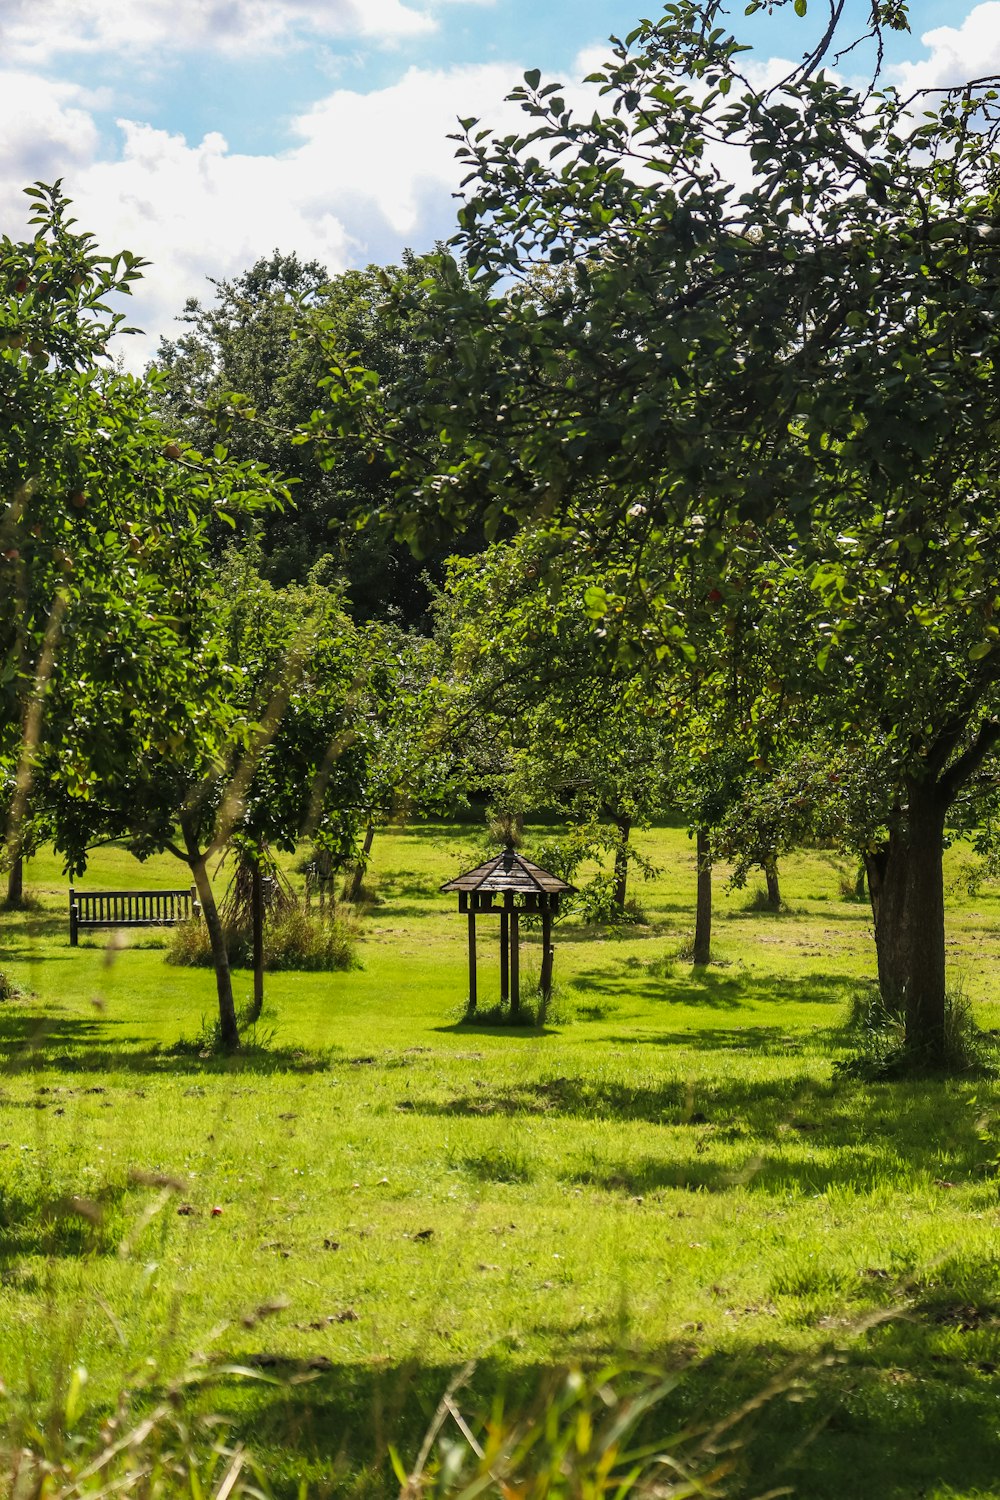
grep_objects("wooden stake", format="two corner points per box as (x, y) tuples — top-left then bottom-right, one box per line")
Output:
(468, 908), (477, 1010)
(540, 908), (553, 999)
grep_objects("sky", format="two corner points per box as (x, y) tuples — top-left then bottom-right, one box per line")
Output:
(1, 0), (998, 366)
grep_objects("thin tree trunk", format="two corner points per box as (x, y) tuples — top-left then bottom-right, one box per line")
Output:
(349, 822), (376, 903)
(5, 854), (23, 908)
(763, 853), (781, 910)
(692, 828), (712, 966)
(250, 859), (264, 1023)
(854, 864), (866, 901)
(863, 842), (889, 982)
(612, 814), (632, 911)
(183, 824), (239, 1050)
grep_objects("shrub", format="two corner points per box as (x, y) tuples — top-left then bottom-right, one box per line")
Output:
(0, 971), (18, 1001)
(570, 873), (646, 926)
(166, 906), (358, 973)
(836, 983), (993, 1078)
(165, 919), (225, 969)
(265, 904), (358, 971)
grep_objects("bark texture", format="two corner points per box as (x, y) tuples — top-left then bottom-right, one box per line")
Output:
(692, 828), (712, 966)
(5, 854), (23, 908)
(864, 780), (947, 1058)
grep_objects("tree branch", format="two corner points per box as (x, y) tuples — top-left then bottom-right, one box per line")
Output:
(939, 719), (1000, 805)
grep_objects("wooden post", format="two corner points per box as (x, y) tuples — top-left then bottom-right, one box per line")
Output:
(251, 861), (264, 1021)
(499, 903), (509, 1003)
(540, 907), (553, 1000)
(510, 908), (520, 1015)
(468, 908), (477, 1011)
(69, 889), (78, 947)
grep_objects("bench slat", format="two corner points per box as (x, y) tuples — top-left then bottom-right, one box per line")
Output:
(69, 886), (201, 945)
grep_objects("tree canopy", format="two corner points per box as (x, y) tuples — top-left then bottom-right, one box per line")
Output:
(303, 0), (1000, 1063)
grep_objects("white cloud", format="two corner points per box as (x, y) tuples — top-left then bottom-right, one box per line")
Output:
(888, 3), (1000, 92)
(0, 72), (101, 220)
(0, 0), (436, 64)
(0, 61), (531, 367)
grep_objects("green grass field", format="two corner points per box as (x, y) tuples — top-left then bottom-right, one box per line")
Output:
(3, 824), (1000, 1497)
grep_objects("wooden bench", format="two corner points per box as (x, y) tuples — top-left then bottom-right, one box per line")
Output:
(69, 887), (201, 946)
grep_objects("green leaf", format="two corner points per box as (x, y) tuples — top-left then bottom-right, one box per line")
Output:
(583, 585), (609, 619)
(794, 0), (808, 15)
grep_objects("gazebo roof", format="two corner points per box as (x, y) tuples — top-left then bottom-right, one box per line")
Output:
(440, 845), (575, 897)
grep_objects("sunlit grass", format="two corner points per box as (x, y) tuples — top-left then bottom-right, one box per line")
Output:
(2, 824), (1000, 1495)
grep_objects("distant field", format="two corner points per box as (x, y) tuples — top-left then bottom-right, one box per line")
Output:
(3, 825), (1000, 1497)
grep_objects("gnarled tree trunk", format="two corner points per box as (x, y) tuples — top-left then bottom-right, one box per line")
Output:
(864, 779), (947, 1059)
(763, 853), (781, 910)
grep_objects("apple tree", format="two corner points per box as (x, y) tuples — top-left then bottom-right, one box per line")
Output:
(0, 182), (288, 1045)
(308, 0), (1000, 1062)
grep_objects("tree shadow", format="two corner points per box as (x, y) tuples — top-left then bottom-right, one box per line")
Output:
(185, 1317), (1000, 1500)
(0, 1011), (346, 1076)
(432, 1021), (561, 1039)
(405, 1064), (1000, 1198)
(569, 967), (857, 1011)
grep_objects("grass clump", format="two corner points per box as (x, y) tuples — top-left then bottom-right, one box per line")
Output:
(461, 997), (549, 1028)
(2, 1358), (274, 1500)
(166, 905), (359, 973)
(264, 904), (359, 971)
(837, 984), (993, 1079)
(394, 1363), (731, 1499)
(0, 970), (19, 1000)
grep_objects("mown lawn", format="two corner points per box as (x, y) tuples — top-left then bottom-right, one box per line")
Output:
(3, 824), (1000, 1497)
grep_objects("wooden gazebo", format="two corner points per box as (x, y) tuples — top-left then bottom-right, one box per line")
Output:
(440, 844), (575, 1013)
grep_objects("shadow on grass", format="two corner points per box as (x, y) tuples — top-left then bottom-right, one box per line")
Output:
(569, 966), (857, 1011)
(722, 903), (873, 927)
(432, 1021), (561, 1039)
(0, 1178), (139, 1259)
(195, 1318), (1000, 1500)
(407, 1066), (1000, 1196)
(0, 1011), (345, 1076)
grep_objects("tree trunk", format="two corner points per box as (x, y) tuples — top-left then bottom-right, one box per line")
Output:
(250, 859), (264, 1023)
(854, 864), (866, 901)
(183, 825), (239, 1050)
(5, 854), (23, 908)
(865, 782), (947, 1060)
(692, 828), (712, 966)
(348, 822), (376, 903)
(612, 814), (632, 911)
(763, 853), (781, 910)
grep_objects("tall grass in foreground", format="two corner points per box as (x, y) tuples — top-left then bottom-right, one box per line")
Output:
(0, 1347), (857, 1499)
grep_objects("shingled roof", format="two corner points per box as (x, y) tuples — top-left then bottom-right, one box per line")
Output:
(440, 844), (575, 897)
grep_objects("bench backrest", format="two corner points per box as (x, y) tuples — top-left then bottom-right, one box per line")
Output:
(69, 888), (199, 924)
